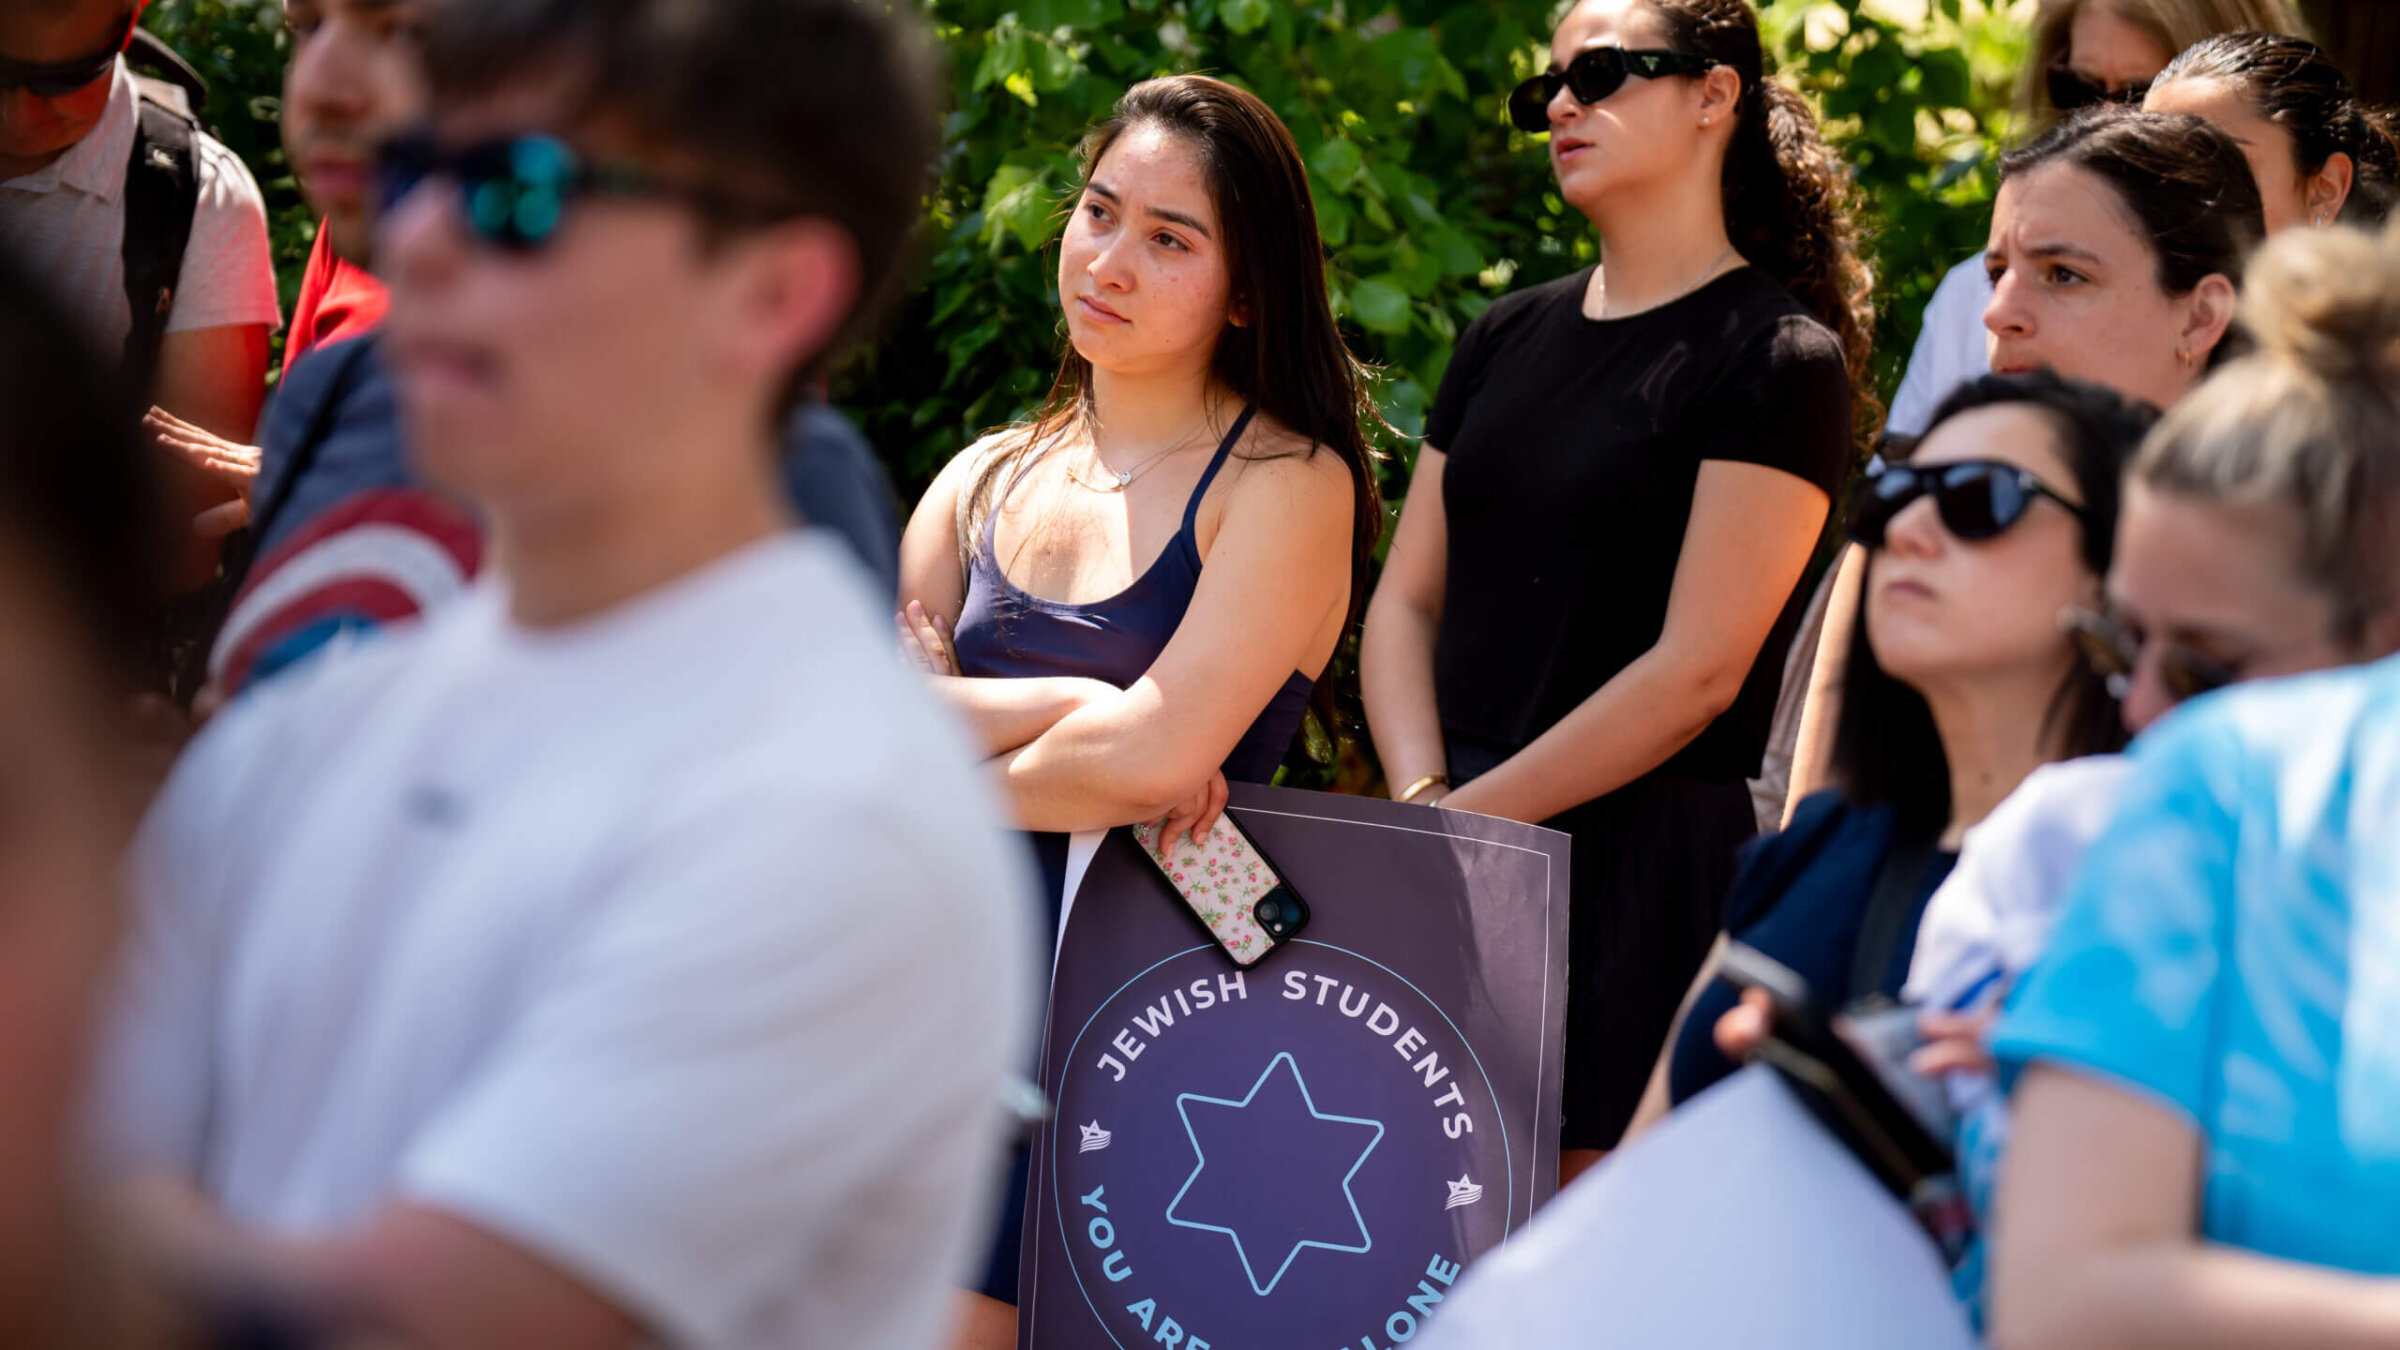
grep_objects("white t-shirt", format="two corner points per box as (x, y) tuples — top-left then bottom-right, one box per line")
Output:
(0, 60), (281, 354)
(1902, 755), (2137, 1013)
(1899, 754), (2136, 1268)
(1883, 253), (1994, 439)
(100, 534), (1039, 1350)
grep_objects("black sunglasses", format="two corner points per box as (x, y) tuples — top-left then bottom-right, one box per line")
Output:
(1508, 46), (1715, 133)
(1846, 458), (2087, 549)
(0, 13), (132, 98)
(2046, 64), (2150, 113)
(2061, 606), (2238, 706)
(375, 131), (780, 252)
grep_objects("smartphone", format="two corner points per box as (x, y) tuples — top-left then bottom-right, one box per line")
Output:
(1715, 943), (1954, 1199)
(1130, 812), (1309, 967)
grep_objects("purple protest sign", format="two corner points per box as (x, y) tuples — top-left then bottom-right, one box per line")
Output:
(1020, 784), (1570, 1350)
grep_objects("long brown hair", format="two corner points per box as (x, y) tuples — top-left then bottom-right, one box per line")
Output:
(969, 75), (1387, 740)
(1644, 0), (1881, 442)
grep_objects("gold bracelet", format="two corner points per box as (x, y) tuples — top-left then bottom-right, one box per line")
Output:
(1397, 773), (1450, 804)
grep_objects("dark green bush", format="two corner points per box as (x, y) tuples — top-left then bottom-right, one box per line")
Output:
(145, 0), (2027, 786)
(142, 0), (315, 316)
(851, 0), (2027, 504)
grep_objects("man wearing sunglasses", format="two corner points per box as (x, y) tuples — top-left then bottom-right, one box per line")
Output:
(185, 0), (908, 710)
(0, 0), (278, 500)
(95, 2), (1037, 1348)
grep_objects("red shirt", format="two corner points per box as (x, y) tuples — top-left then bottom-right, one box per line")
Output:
(280, 221), (388, 377)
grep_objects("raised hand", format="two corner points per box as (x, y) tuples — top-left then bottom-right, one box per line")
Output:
(145, 406), (261, 539)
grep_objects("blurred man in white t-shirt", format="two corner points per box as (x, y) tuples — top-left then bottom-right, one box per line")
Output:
(94, 2), (1041, 1347)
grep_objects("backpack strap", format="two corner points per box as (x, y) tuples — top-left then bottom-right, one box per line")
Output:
(125, 29), (209, 115)
(120, 84), (201, 393)
(1848, 830), (1941, 1002)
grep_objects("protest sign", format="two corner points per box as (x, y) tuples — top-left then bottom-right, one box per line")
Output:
(1020, 784), (1570, 1350)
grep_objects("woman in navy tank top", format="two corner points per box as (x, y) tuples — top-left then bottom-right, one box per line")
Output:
(896, 75), (1382, 903)
(892, 76), (1384, 1329)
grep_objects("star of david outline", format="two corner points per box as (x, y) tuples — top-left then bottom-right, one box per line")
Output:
(1162, 1050), (1386, 1297)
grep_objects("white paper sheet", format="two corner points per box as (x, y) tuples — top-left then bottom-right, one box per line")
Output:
(1417, 1066), (1979, 1349)
(1055, 829), (1106, 970)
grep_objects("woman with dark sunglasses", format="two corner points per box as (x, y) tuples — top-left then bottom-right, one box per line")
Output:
(1861, 223), (2400, 1329)
(1622, 370), (2147, 1136)
(1784, 104), (2265, 809)
(1885, 0), (2298, 440)
(1359, 0), (1870, 1178)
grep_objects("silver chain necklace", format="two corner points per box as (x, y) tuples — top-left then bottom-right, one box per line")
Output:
(1064, 418), (1213, 494)
(1593, 243), (1740, 319)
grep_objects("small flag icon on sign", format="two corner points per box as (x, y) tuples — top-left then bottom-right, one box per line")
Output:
(1444, 1174), (1483, 1211)
(1079, 1121), (1113, 1154)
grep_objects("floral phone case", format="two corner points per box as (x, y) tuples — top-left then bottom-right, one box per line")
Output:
(1131, 814), (1309, 967)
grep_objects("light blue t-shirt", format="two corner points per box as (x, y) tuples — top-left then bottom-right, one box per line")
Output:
(1994, 656), (2400, 1273)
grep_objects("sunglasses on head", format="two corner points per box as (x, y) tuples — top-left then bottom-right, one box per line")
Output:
(1846, 458), (2087, 549)
(2046, 64), (2150, 113)
(0, 13), (133, 98)
(1508, 46), (1715, 133)
(2061, 606), (2238, 705)
(375, 130), (777, 252)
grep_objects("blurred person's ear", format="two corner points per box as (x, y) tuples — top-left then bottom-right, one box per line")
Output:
(2178, 273), (2239, 364)
(707, 217), (859, 403)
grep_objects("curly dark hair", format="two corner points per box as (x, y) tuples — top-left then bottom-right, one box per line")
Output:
(1648, 0), (1881, 444)
(2156, 31), (2400, 226)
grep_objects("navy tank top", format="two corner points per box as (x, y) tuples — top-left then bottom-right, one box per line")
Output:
(953, 404), (1315, 784)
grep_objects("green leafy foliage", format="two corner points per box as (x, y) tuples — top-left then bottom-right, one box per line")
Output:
(857, 0), (1574, 502)
(1758, 0), (2029, 395)
(850, 0), (2028, 506)
(844, 0), (2029, 787)
(145, 0), (2028, 785)
(141, 1), (313, 322)
(145, 0), (2027, 478)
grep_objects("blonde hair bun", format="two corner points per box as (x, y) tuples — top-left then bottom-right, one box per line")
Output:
(2240, 223), (2400, 386)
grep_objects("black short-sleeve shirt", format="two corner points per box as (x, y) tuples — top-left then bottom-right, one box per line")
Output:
(1425, 264), (1852, 781)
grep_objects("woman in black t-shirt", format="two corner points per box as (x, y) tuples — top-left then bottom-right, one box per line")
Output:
(1359, 0), (1875, 1171)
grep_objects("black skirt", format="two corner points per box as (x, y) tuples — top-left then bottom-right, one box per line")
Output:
(1451, 741), (1758, 1150)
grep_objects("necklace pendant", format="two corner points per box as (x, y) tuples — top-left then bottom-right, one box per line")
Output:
(1115, 469), (1134, 487)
